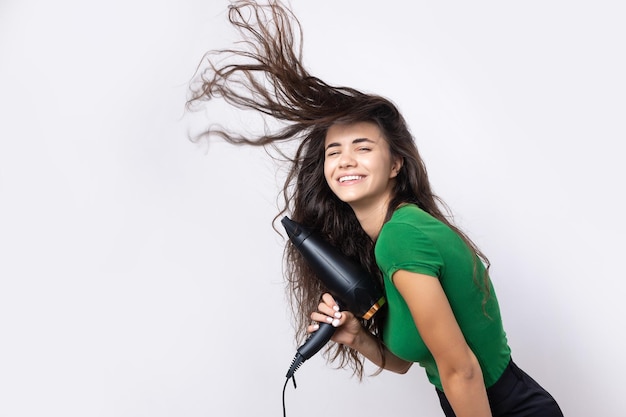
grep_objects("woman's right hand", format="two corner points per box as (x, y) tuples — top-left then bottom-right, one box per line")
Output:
(307, 293), (364, 348)
(308, 293), (413, 374)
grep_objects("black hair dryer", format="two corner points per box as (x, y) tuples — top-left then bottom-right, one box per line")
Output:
(281, 216), (386, 379)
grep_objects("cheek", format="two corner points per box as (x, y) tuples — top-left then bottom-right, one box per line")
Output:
(323, 160), (333, 184)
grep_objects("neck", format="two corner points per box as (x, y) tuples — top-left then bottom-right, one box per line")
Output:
(351, 198), (392, 242)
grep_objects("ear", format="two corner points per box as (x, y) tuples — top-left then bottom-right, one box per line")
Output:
(390, 156), (403, 179)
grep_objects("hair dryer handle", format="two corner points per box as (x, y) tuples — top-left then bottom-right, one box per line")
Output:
(286, 322), (336, 378)
(298, 322), (336, 359)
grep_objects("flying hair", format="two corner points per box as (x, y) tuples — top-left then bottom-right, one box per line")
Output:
(187, 0), (492, 379)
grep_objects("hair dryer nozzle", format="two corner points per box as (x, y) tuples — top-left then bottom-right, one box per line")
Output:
(281, 216), (309, 247)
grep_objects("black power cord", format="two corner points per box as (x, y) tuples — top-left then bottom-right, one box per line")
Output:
(282, 375), (297, 417)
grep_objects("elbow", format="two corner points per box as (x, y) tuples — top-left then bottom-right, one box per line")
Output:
(455, 364), (481, 381)
(439, 354), (483, 384)
(391, 361), (413, 374)
(397, 365), (412, 375)
(437, 353), (483, 381)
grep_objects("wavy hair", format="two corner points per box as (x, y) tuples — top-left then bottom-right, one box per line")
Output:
(187, 0), (491, 379)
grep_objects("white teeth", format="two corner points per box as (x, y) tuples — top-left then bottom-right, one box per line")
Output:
(339, 175), (362, 183)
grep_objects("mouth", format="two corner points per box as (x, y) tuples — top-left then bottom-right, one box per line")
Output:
(339, 175), (364, 183)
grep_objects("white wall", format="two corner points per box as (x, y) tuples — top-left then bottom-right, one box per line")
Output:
(1, 1), (624, 416)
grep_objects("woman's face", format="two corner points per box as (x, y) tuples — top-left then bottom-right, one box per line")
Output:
(323, 122), (401, 211)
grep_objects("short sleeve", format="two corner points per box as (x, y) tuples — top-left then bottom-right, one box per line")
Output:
(375, 221), (444, 280)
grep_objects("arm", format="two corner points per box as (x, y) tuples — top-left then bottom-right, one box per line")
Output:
(393, 269), (491, 417)
(309, 293), (412, 374)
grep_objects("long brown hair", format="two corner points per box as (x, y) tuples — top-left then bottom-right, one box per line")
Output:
(187, 0), (491, 379)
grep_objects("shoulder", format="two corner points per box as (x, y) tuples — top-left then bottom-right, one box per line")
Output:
(378, 204), (440, 244)
(382, 204), (430, 230)
(375, 205), (444, 277)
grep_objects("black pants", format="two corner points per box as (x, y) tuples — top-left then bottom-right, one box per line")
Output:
(436, 359), (563, 417)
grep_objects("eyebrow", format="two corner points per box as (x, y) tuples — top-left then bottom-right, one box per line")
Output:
(325, 137), (375, 151)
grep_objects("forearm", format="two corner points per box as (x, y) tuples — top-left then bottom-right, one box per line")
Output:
(350, 327), (412, 374)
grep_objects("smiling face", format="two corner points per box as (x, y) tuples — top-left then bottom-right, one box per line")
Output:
(323, 122), (402, 213)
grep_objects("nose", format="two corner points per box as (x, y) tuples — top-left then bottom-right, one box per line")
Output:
(338, 151), (356, 168)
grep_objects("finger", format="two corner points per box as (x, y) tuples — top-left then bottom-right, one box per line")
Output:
(319, 292), (341, 312)
(306, 321), (320, 334)
(317, 301), (342, 324)
(310, 311), (336, 324)
(332, 310), (356, 328)
(321, 293), (339, 309)
(311, 311), (342, 327)
(317, 300), (342, 318)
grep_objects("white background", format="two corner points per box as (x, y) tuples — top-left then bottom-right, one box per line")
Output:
(1, 1), (624, 416)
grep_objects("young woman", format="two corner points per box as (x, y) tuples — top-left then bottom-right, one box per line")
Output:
(187, 2), (564, 416)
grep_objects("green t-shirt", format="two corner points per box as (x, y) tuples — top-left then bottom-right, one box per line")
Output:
(375, 204), (511, 390)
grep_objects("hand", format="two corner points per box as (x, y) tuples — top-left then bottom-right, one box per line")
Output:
(307, 293), (363, 347)
(307, 293), (413, 374)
